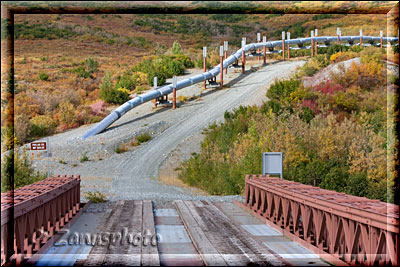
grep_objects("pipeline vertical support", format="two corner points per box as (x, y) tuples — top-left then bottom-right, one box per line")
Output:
(282, 31), (285, 61)
(311, 30), (314, 57)
(241, 38), (246, 74)
(172, 76), (177, 110)
(263, 36), (266, 65)
(153, 76), (157, 108)
(203, 46), (207, 90)
(220, 45), (223, 89)
(315, 29), (318, 56)
(224, 41), (228, 74)
(287, 32), (290, 60)
(257, 32), (261, 61)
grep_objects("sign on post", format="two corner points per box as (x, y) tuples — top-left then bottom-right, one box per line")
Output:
(262, 152), (283, 178)
(257, 32), (261, 42)
(154, 77), (157, 89)
(220, 45), (224, 57)
(282, 31), (285, 40)
(287, 32), (290, 40)
(203, 47), (207, 58)
(31, 141), (47, 151)
(315, 28), (318, 37)
(263, 36), (266, 43)
(224, 41), (228, 51)
(30, 139), (50, 178)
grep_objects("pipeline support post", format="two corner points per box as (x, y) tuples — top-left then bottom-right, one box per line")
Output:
(360, 29), (363, 46)
(224, 41), (228, 74)
(153, 77), (157, 108)
(314, 28), (318, 56)
(220, 45), (224, 89)
(172, 76), (177, 110)
(241, 37), (246, 74)
(257, 32), (261, 61)
(263, 36), (266, 65)
(203, 46), (207, 90)
(282, 31), (285, 60)
(287, 32), (290, 59)
(311, 30), (314, 57)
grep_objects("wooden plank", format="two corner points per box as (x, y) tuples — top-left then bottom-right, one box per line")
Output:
(124, 200), (143, 266)
(104, 200), (139, 266)
(84, 200), (125, 266)
(141, 200), (160, 266)
(174, 200), (227, 266)
(187, 201), (252, 266)
(211, 201), (287, 266)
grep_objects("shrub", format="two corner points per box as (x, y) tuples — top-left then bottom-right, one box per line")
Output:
(147, 69), (167, 86)
(90, 100), (107, 116)
(85, 191), (107, 203)
(99, 72), (130, 105)
(115, 144), (128, 154)
(172, 40), (183, 54)
(136, 132), (151, 143)
(38, 71), (49, 81)
(1, 148), (46, 193)
(300, 106), (315, 123)
(266, 78), (301, 104)
(116, 71), (136, 90)
(80, 152), (89, 162)
(30, 115), (57, 137)
(57, 102), (76, 128)
(360, 46), (383, 65)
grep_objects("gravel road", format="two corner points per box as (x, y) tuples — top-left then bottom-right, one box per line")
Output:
(27, 59), (305, 203)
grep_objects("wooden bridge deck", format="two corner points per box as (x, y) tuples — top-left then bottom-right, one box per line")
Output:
(32, 200), (328, 266)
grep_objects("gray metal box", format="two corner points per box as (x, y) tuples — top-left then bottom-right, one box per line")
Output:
(262, 152), (283, 178)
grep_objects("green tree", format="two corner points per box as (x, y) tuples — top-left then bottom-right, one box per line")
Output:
(171, 40), (183, 55)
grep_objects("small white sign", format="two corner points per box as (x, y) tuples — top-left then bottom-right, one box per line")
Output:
(262, 152), (283, 178)
(203, 47), (207, 58)
(282, 31), (285, 40)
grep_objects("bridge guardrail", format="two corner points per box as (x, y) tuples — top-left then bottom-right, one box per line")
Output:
(240, 174), (399, 266)
(1, 175), (81, 265)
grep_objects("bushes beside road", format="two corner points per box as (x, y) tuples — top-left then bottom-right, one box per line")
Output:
(179, 46), (395, 203)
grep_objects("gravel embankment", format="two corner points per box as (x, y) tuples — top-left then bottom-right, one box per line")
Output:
(26, 59), (305, 203)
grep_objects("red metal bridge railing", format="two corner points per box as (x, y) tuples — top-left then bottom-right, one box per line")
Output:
(241, 175), (399, 266)
(1, 175), (81, 265)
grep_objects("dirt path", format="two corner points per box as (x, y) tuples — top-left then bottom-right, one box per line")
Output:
(28, 59), (305, 202)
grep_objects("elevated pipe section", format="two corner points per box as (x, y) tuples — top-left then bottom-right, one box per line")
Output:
(82, 35), (398, 139)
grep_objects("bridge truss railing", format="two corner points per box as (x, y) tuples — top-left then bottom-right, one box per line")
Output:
(241, 175), (399, 266)
(1, 175), (81, 265)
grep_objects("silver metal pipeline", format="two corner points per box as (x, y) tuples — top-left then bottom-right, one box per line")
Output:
(82, 35), (398, 139)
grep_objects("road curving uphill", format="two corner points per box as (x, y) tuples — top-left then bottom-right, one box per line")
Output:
(28, 60), (305, 202)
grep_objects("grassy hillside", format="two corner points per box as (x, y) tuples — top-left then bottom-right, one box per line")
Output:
(4, 12), (393, 144)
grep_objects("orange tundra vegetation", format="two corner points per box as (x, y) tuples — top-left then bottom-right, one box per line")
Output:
(8, 13), (391, 144)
